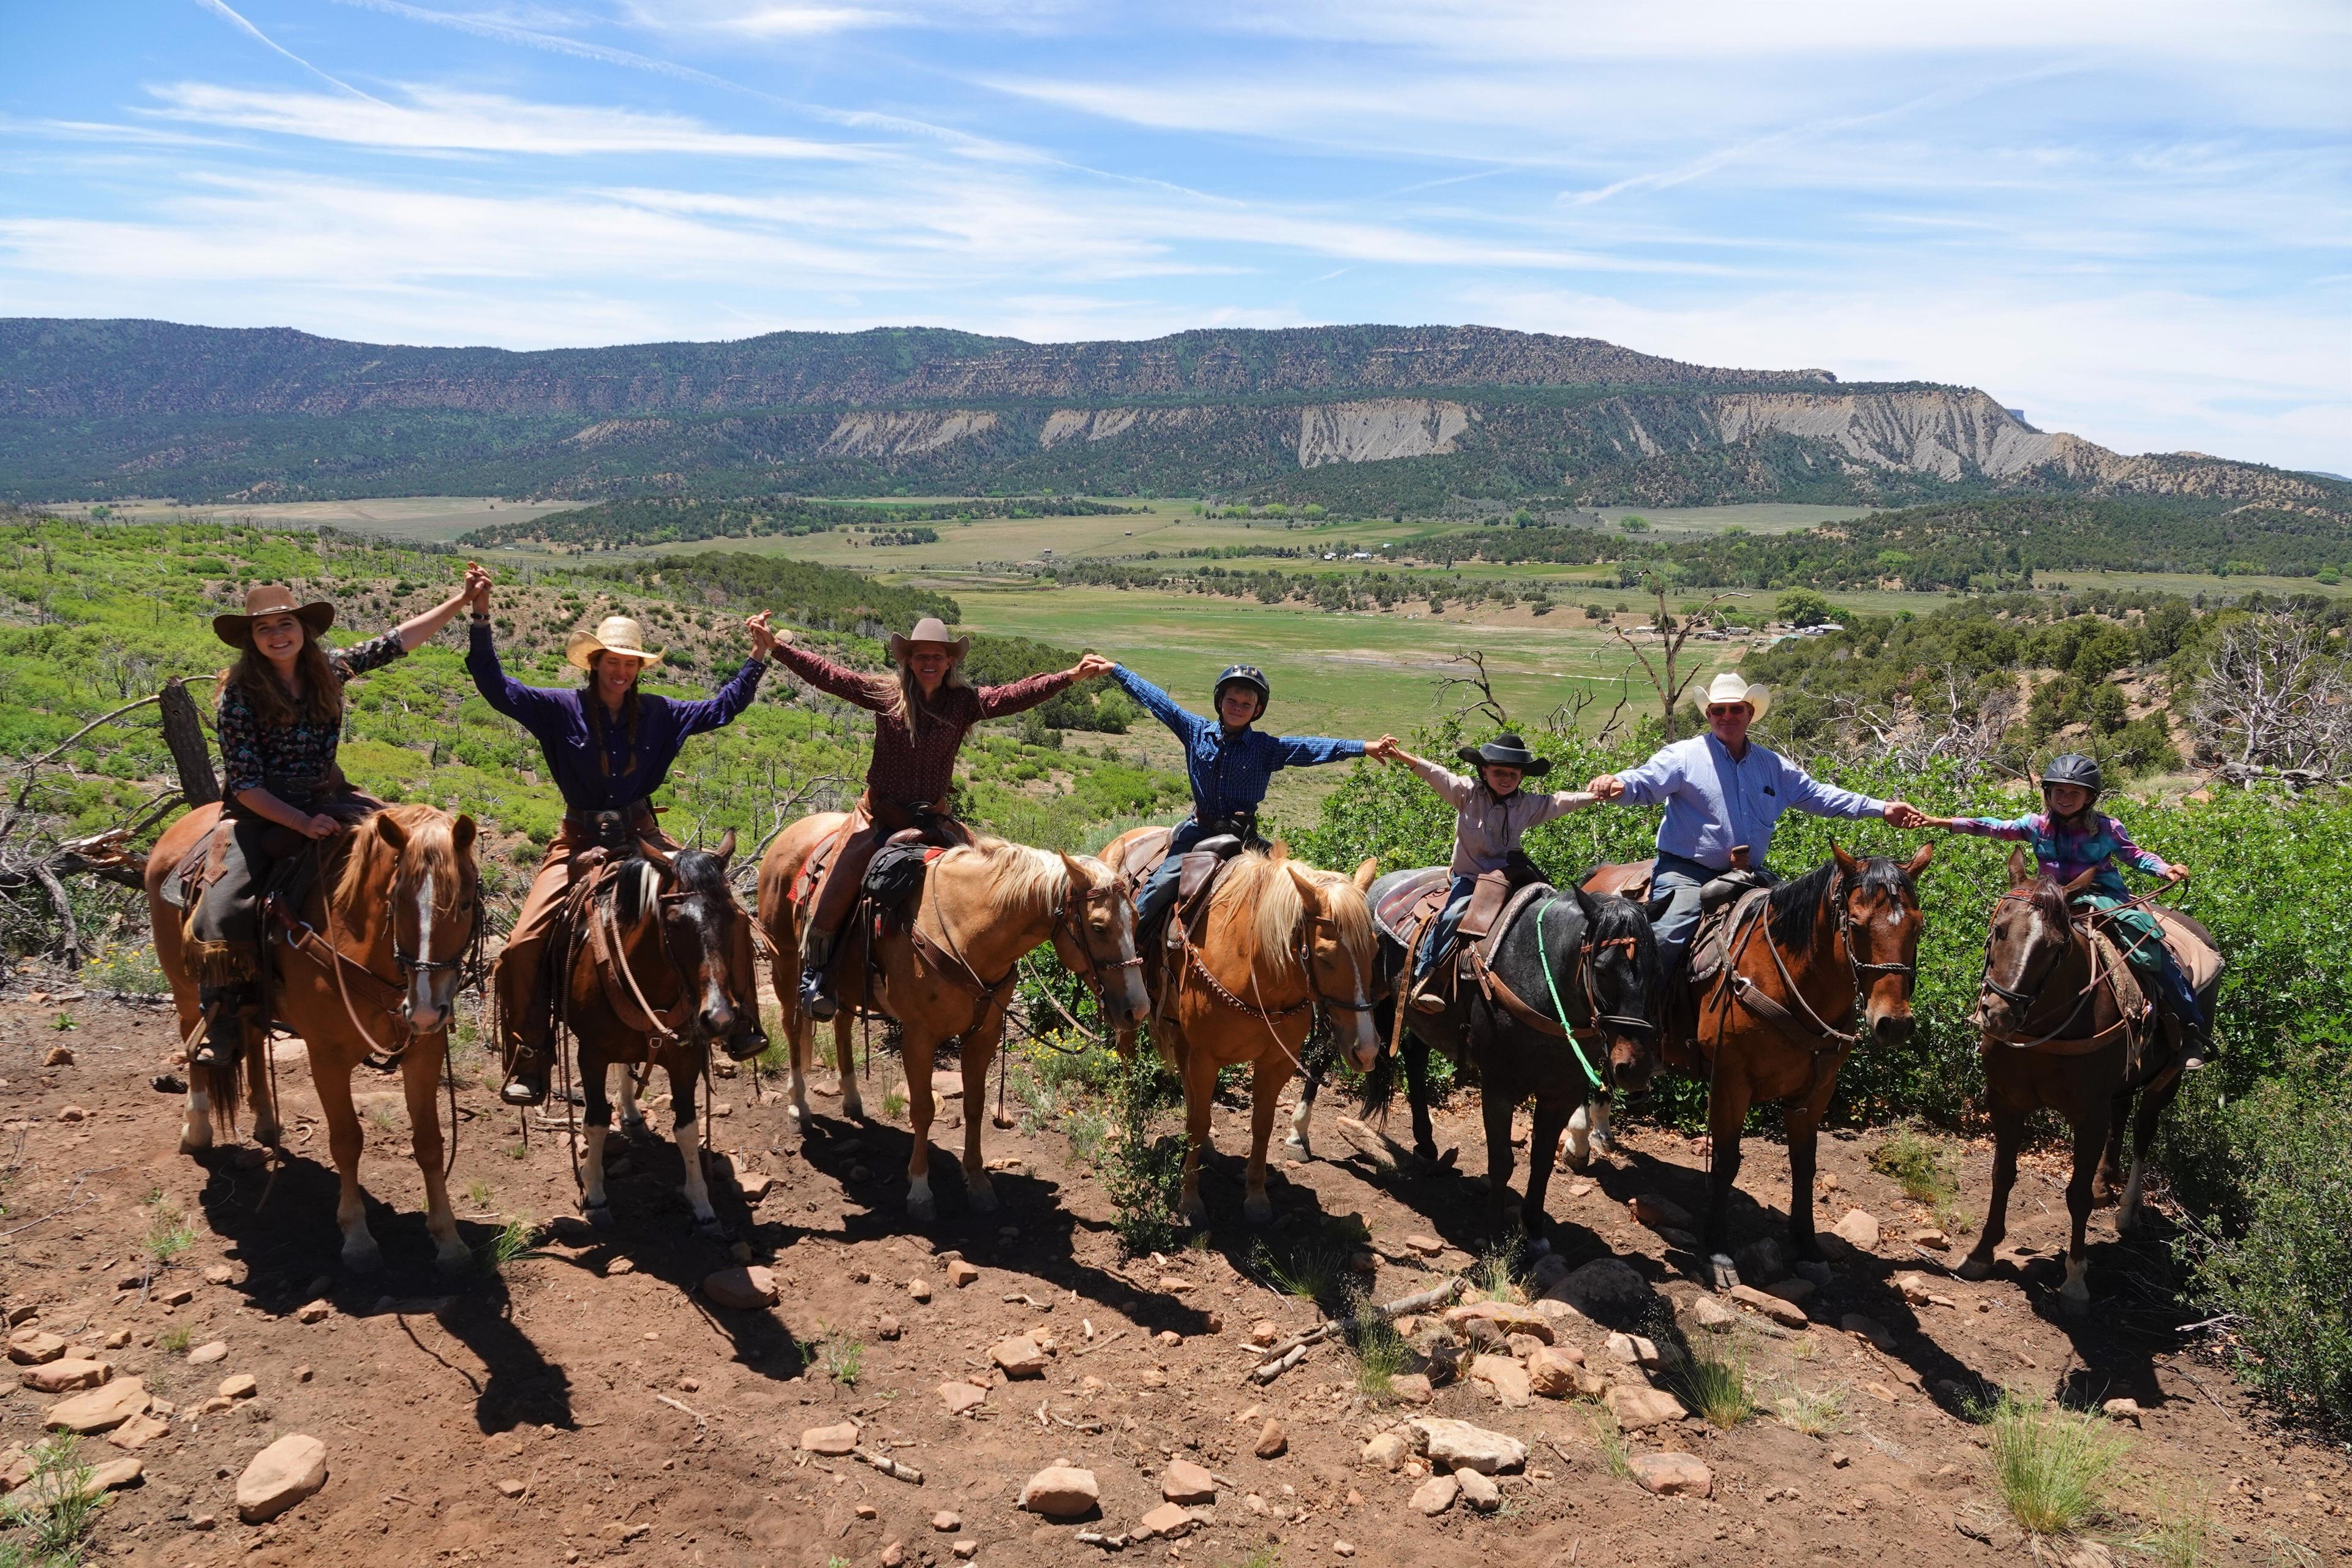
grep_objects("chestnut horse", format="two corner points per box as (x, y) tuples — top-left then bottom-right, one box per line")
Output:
(1101, 837), (1380, 1226)
(758, 816), (1148, 1221)
(146, 801), (480, 1273)
(1585, 843), (1931, 1281)
(560, 832), (755, 1236)
(1957, 850), (2201, 1311)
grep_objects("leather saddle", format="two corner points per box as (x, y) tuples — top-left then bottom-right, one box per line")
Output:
(162, 802), (375, 914)
(1121, 825), (1254, 941)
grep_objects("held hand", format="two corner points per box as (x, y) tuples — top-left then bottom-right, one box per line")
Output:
(303, 813), (341, 841)
(744, 610), (777, 660)
(1588, 774), (1626, 801)
(2166, 865), (2192, 885)
(1072, 652), (1115, 681)
(463, 561), (494, 611)
(1882, 799), (1928, 830)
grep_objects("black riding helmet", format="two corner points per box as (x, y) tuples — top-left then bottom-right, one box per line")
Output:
(1213, 663), (1270, 723)
(2040, 752), (2104, 804)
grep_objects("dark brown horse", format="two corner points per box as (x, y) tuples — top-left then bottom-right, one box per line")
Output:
(564, 832), (755, 1235)
(1585, 843), (1931, 1281)
(1957, 850), (2200, 1311)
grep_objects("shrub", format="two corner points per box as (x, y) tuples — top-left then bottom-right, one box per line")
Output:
(1980, 1389), (2130, 1537)
(1102, 1050), (1185, 1255)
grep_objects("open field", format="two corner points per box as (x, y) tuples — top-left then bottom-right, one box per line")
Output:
(55, 495), (575, 543)
(1593, 503), (1877, 535)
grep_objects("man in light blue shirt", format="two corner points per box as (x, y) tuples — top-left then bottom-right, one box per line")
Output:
(1589, 673), (1926, 971)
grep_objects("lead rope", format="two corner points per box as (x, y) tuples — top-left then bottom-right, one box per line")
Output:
(1528, 896), (1607, 1094)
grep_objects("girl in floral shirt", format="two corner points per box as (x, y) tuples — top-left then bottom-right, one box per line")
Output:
(186, 576), (478, 1065)
(1926, 753), (2211, 1067)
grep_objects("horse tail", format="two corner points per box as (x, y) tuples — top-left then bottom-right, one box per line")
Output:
(206, 1027), (248, 1141)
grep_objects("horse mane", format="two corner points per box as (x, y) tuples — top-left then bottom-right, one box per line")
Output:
(2022, 875), (2075, 926)
(1767, 854), (1912, 949)
(332, 804), (467, 914)
(942, 835), (1071, 923)
(1583, 888), (1657, 971)
(1208, 854), (1374, 986)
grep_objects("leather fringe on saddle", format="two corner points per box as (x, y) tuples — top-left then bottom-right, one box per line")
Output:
(184, 937), (261, 988)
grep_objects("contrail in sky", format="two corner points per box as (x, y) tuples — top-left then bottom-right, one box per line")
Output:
(189, 0), (390, 104)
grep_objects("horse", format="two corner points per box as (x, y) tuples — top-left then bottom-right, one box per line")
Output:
(1100, 835), (1381, 1226)
(758, 815), (1148, 1222)
(1298, 880), (1661, 1245)
(146, 801), (481, 1273)
(1956, 850), (2205, 1311)
(555, 831), (757, 1236)
(1585, 843), (1932, 1283)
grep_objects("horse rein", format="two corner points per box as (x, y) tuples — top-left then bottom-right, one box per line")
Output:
(1721, 866), (1918, 1058)
(283, 835), (482, 1072)
(1975, 888), (2139, 1050)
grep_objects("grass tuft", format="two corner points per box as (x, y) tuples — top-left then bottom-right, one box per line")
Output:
(1772, 1381), (1845, 1436)
(156, 1326), (192, 1355)
(1346, 1296), (1409, 1401)
(140, 1190), (195, 1266)
(1980, 1388), (2130, 1537)
(0, 1434), (104, 1565)
(2127, 1483), (2217, 1568)
(1869, 1120), (1970, 1232)
(476, 1218), (547, 1277)
(1673, 1331), (1755, 1427)
(1253, 1237), (1345, 1312)
(1465, 1242), (1526, 1305)
(1583, 1401), (1632, 1478)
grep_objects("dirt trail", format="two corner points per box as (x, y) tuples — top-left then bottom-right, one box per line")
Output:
(1, 993), (2343, 1567)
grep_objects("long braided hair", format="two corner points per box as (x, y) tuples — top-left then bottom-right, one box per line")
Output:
(581, 654), (643, 776)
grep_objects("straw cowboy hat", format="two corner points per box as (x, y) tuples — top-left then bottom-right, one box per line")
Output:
(1702, 670), (1771, 719)
(213, 584), (334, 649)
(887, 616), (970, 665)
(1456, 732), (1553, 777)
(565, 615), (665, 672)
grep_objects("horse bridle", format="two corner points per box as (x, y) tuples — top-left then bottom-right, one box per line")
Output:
(1051, 881), (1145, 1007)
(1298, 911), (1376, 1025)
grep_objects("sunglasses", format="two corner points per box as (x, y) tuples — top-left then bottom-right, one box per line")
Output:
(1705, 704), (1750, 718)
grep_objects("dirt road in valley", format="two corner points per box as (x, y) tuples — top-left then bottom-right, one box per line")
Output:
(1, 993), (2343, 1567)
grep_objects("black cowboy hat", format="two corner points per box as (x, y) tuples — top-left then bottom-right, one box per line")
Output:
(1457, 733), (1551, 777)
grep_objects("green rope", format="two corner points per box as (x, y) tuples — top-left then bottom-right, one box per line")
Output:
(1531, 895), (1607, 1093)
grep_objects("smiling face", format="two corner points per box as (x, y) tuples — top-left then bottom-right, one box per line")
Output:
(905, 644), (953, 695)
(249, 610), (306, 674)
(2043, 782), (2095, 819)
(592, 652), (640, 707)
(1479, 763), (1524, 796)
(1706, 700), (1753, 749)
(1216, 686), (1261, 728)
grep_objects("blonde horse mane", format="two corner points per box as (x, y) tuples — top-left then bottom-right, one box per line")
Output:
(331, 804), (469, 914)
(1207, 852), (1376, 987)
(937, 835), (1073, 923)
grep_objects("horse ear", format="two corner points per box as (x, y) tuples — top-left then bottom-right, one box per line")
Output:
(374, 813), (408, 853)
(1831, 840), (1860, 876)
(712, 827), (737, 867)
(1059, 850), (1092, 890)
(1903, 842), (1933, 878)
(1574, 884), (1602, 924)
(637, 837), (674, 870)
(453, 814), (477, 856)
(1285, 862), (1324, 913)
(2062, 865), (2098, 898)
(2007, 847), (2031, 888)
(1352, 856), (1378, 891)
(1268, 839), (1291, 862)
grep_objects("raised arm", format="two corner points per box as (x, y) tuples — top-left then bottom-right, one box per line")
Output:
(974, 667), (1080, 720)
(388, 570), (478, 654)
(1529, 786), (1600, 826)
(2105, 815), (2177, 878)
(1777, 757), (1888, 821)
(1928, 812), (2037, 840)
(1598, 745), (1686, 807)
(465, 620), (570, 729)
(770, 639), (889, 713)
(1272, 731), (1366, 769)
(666, 654), (767, 739)
(1108, 664), (1201, 744)
(1396, 749), (1475, 810)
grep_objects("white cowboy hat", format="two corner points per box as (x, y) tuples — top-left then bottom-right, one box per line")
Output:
(1702, 670), (1770, 719)
(565, 615), (665, 672)
(887, 616), (970, 665)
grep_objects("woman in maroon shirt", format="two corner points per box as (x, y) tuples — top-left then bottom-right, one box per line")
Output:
(769, 616), (1111, 1017)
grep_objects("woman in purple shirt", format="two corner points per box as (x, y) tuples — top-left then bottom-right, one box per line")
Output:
(464, 572), (777, 1104)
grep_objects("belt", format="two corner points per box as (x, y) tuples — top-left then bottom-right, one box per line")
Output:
(865, 791), (950, 834)
(564, 801), (657, 841)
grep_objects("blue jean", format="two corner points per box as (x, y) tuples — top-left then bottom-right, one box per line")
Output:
(1649, 851), (1725, 972)
(1134, 819), (1215, 929)
(1413, 875), (1477, 982)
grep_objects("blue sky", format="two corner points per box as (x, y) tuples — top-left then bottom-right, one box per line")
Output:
(5, 1), (2348, 472)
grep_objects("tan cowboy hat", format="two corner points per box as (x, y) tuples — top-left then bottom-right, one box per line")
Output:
(565, 615), (665, 672)
(213, 584), (334, 648)
(1702, 670), (1770, 719)
(887, 616), (970, 665)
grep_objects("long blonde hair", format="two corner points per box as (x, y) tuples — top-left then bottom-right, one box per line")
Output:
(878, 658), (971, 733)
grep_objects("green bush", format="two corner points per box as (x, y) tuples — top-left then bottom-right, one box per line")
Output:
(1102, 1049), (1185, 1255)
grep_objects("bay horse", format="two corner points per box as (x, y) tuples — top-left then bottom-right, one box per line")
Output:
(1585, 843), (1931, 1283)
(758, 815), (1148, 1222)
(146, 801), (480, 1273)
(559, 831), (755, 1235)
(1100, 835), (1381, 1226)
(1308, 879), (1661, 1245)
(1956, 850), (2204, 1311)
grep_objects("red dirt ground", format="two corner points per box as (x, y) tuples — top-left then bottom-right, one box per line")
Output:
(1, 989), (2344, 1567)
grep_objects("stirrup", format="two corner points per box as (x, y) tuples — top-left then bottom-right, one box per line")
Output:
(500, 1051), (551, 1107)
(801, 971), (838, 1022)
(724, 1027), (769, 1064)
(1410, 987), (1447, 1015)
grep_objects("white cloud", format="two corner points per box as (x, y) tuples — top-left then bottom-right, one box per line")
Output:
(141, 81), (866, 159)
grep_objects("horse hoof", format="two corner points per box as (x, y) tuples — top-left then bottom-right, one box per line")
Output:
(1707, 1253), (1740, 1292)
(967, 1185), (998, 1216)
(179, 1134), (211, 1158)
(620, 1118), (652, 1142)
(1283, 1133), (1308, 1155)
(694, 1215), (725, 1240)
(2060, 1288), (2091, 1317)
(784, 1101), (808, 1129)
(343, 1241), (383, 1274)
(254, 1124), (284, 1150)
(1524, 1234), (1553, 1259)
(843, 1098), (866, 1123)
(1433, 1147), (1458, 1172)
(907, 1193), (937, 1224)
(581, 1199), (614, 1232)
(1243, 1196), (1273, 1224)
(1180, 1197), (1208, 1227)
(1956, 1253), (1992, 1282)
(435, 1246), (472, 1278)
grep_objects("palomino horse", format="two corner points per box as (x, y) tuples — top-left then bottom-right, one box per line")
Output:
(1308, 880), (1661, 1244)
(1957, 850), (2206, 1311)
(1101, 836), (1380, 1225)
(758, 816), (1148, 1221)
(146, 802), (480, 1273)
(558, 832), (755, 1235)
(1585, 843), (1931, 1281)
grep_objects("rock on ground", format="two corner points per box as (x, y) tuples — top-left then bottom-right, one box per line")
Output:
(799, 1422), (859, 1455)
(1254, 1419), (1287, 1458)
(20, 1359), (109, 1393)
(1728, 1283), (1810, 1329)
(1627, 1452), (1713, 1497)
(1455, 1466), (1501, 1512)
(701, 1266), (778, 1311)
(44, 1378), (148, 1434)
(1160, 1458), (1216, 1504)
(1687, 1295), (1738, 1330)
(1443, 1302), (1553, 1343)
(1410, 1474), (1458, 1516)
(1605, 1384), (1688, 1430)
(990, 1336), (1048, 1378)
(1408, 1417), (1526, 1474)
(938, 1381), (987, 1415)
(1544, 1257), (1652, 1325)
(1135, 1501), (1193, 1539)
(1361, 1432), (1409, 1471)
(1469, 1354), (1531, 1408)
(1526, 1346), (1585, 1397)
(1841, 1314), (1898, 1351)
(1019, 1465), (1099, 1518)
(237, 1433), (329, 1523)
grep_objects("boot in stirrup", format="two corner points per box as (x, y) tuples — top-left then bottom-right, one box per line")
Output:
(800, 931), (838, 1022)
(193, 986), (255, 1069)
(500, 1044), (552, 1107)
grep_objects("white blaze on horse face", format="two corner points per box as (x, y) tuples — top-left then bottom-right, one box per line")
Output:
(407, 869), (442, 1034)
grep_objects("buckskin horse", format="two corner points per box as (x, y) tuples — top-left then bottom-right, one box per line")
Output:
(1584, 843), (1931, 1283)
(1100, 835), (1380, 1226)
(1956, 850), (2211, 1311)
(146, 801), (481, 1273)
(758, 815), (1148, 1222)
(1306, 873), (1661, 1245)
(553, 831), (756, 1235)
